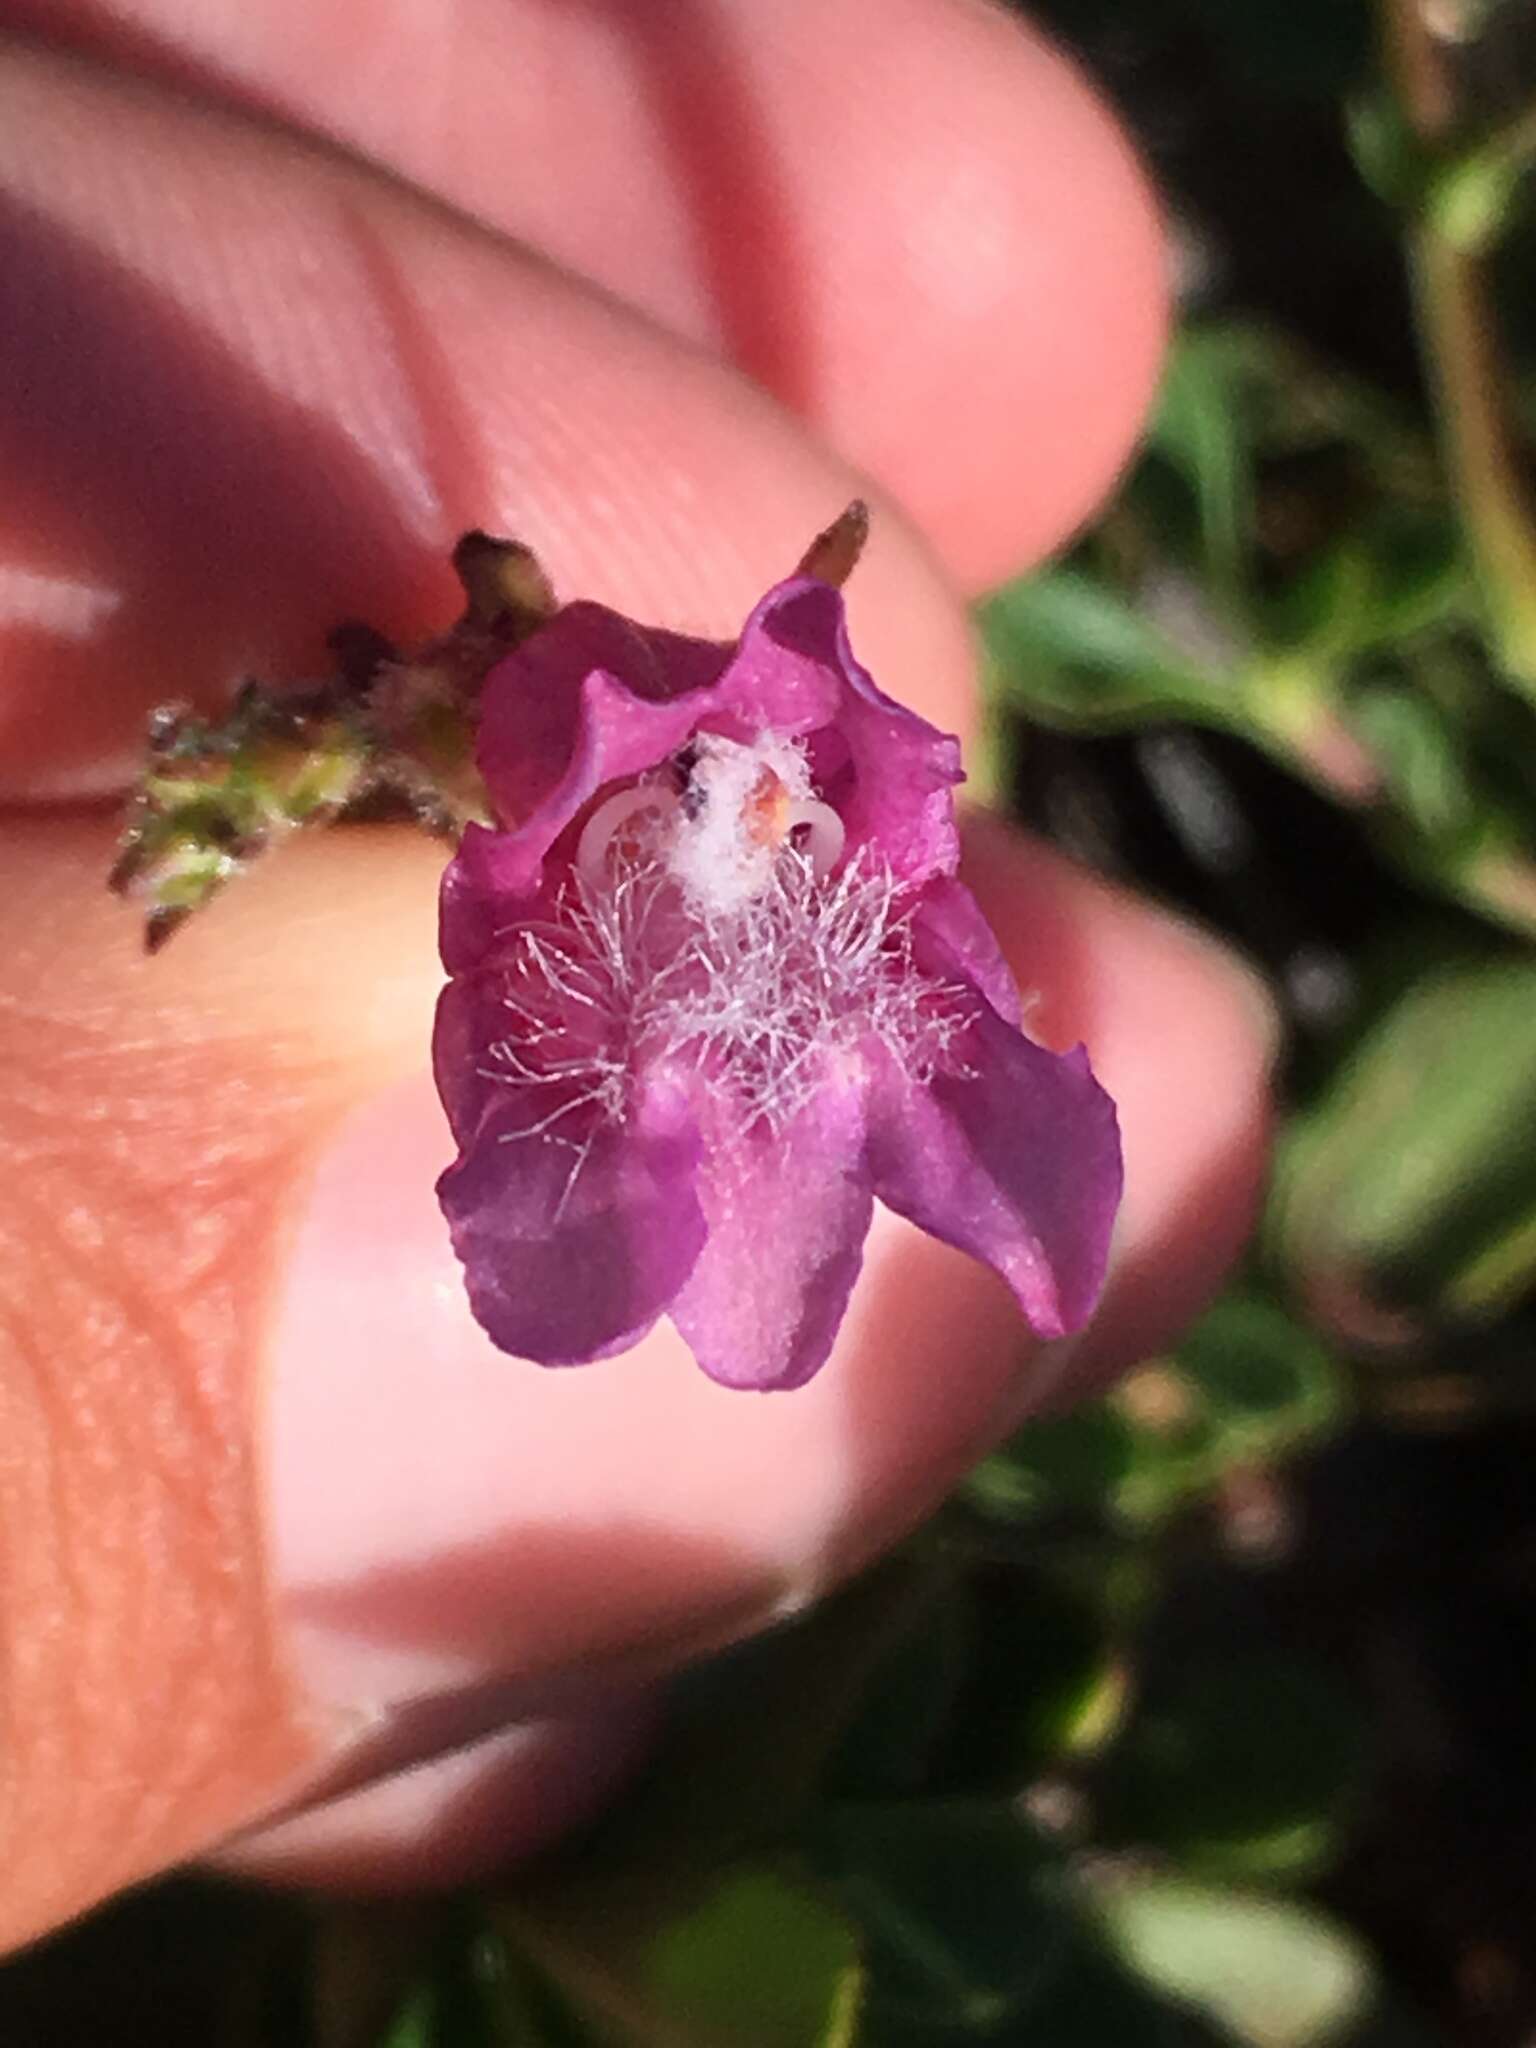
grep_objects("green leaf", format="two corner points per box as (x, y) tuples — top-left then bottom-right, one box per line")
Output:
(379, 1992), (433, 2048)
(491, 1566), (930, 2046)
(811, 1803), (1073, 2038)
(1112, 1297), (1342, 1525)
(1346, 92), (1430, 212)
(965, 1406), (1136, 1525)
(1173, 1295), (1344, 1460)
(500, 1859), (861, 2048)
(826, 1554), (1128, 1803)
(1151, 331), (1255, 605)
(357, 1909), (560, 2048)
(981, 570), (1225, 727)
(931, 1570), (1129, 1787)
(1273, 953), (1536, 1327)
(825, 1577), (972, 1799)
(1429, 136), (1532, 256)
(643, 1869), (862, 2048)
(1350, 687), (1477, 842)
(1263, 523), (1466, 663)
(1093, 1880), (1376, 2048)
(1014, 1936), (1241, 2046)
(1102, 1655), (1367, 1881)
(971, 1293), (1342, 1534)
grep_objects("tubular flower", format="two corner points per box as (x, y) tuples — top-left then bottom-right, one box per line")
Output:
(434, 569), (1122, 1390)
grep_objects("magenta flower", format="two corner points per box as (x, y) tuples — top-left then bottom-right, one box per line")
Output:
(433, 567), (1122, 1390)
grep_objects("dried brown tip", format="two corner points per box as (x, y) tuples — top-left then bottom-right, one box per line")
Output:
(144, 906), (192, 954)
(796, 501), (870, 588)
(144, 702), (193, 755)
(107, 838), (138, 897)
(328, 620), (398, 694)
(452, 530), (558, 635)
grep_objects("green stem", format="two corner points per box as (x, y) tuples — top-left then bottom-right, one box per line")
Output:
(1382, 0), (1536, 693)
(1408, 231), (1536, 683)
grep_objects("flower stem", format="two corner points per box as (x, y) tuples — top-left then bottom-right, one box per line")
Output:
(1380, 0), (1536, 695)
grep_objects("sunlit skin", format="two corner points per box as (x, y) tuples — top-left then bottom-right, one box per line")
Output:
(0, 0), (1273, 1947)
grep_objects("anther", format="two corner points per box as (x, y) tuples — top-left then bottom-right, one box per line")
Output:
(785, 799), (845, 879)
(575, 785), (680, 883)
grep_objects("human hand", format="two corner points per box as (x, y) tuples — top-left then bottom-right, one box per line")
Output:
(0, 0), (1272, 1947)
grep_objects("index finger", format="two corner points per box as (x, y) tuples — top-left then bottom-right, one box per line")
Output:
(7, 0), (1167, 588)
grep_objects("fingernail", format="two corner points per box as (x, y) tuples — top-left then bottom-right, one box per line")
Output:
(213, 1689), (662, 1891)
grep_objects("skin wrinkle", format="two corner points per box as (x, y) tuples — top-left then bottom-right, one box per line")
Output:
(0, 1131), (286, 1931)
(0, 38), (977, 799)
(339, 200), (495, 543)
(0, 0), (1200, 1917)
(3, 2), (1165, 589)
(0, 810), (450, 1942)
(0, 850), (385, 1947)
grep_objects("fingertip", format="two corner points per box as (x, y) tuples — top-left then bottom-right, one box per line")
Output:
(210, 1694), (660, 1894)
(0, 34), (983, 796)
(4, 0), (1168, 601)
(800, 0), (1171, 586)
(261, 820), (1271, 1749)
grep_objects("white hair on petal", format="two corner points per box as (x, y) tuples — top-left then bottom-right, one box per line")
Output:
(480, 832), (977, 1199)
(661, 849), (974, 1130)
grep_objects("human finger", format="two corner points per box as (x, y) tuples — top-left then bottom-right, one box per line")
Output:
(7, 0), (1167, 590)
(213, 1693), (663, 1894)
(0, 33), (965, 797)
(0, 805), (1272, 1938)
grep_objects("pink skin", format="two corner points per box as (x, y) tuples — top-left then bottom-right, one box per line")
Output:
(233, 823), (1268, 1895)
(0, 1), (1271, 1939)
(294, 847), (1259, 1695)
(8, 0), (1166, 591)
(217, 1696), (664, 1895)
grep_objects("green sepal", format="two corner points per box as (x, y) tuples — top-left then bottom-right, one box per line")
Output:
(110, 529), (559, 948)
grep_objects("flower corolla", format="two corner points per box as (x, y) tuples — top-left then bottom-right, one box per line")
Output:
(434, 565), (1122, 1389)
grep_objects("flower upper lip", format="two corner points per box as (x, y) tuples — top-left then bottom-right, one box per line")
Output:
(463, 576), (963, 912)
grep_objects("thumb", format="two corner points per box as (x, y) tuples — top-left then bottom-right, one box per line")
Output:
(0, 798), (1271, 1945)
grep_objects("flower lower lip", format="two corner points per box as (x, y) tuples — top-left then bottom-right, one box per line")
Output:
(434, 554), (1119, 1388)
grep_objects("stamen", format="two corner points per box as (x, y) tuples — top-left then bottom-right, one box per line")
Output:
(485, 833), (980, 1171)
(575, 784), (680, 884)
(786, 799), (845, 879)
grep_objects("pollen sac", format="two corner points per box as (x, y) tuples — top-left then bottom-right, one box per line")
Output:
(434, 524), (1123, 1390)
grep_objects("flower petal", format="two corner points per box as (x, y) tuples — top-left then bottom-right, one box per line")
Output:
(435, 986), (706, 1364)
(668, 1081), (874, 1391)
(705, 577), (846, 737)
(911, 876), (1023, 1028)
(431, 959), (509, 1148)
(434, 560), (1124, 1387)
(437, 825), (525, 977)
(717, 579), (962, 883)
(474, 602), (726, 887)
(867, 1008), (1122, 1340)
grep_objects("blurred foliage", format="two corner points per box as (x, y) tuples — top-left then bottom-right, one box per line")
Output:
(10, 2), (1536, 2046)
